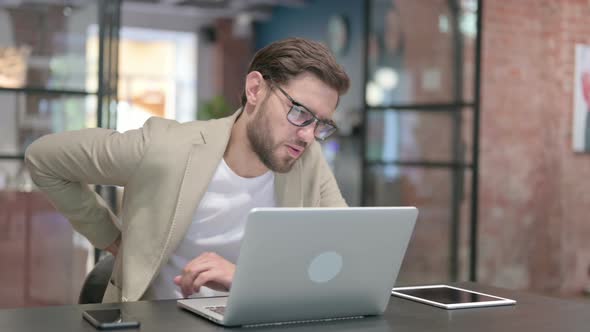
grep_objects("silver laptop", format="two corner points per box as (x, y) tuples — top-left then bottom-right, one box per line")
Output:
(177, 207), (418, 327)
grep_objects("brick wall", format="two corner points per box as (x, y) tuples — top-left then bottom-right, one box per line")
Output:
(214, 18), (253, 109)
(480, 0), (590, 295)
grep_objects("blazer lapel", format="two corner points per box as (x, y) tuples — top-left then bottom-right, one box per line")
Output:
(130, 111), (241, 301)
(275, 161), (303, 207)
(161, 114), (240, 269)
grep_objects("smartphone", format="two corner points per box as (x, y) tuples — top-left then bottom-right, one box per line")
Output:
(82, 309), (140, 330)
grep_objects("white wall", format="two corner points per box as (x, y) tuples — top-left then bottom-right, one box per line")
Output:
(121, 3), (214, 122)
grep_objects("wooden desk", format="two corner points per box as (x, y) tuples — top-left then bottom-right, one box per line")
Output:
(0, 283), (588, 331)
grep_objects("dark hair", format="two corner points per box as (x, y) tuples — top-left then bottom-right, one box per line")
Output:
(241, 38), (350, 107)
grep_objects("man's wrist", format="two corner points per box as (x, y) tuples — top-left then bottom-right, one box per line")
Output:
(105, 235), (121, 255)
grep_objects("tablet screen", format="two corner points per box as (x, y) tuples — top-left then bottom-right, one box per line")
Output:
(394, 286), (502, 304)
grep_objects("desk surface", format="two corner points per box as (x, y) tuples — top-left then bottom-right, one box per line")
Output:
(1, 282), (588, 332)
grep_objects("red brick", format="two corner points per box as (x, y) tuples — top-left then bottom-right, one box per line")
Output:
(480, 0), (590, 295)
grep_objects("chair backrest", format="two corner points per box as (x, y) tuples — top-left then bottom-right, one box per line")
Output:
(78, 254), (115, 304)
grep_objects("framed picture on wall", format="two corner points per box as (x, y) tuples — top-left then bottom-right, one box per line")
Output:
(572, 44), (590, 153)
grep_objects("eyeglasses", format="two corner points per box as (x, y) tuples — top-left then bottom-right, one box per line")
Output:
(268, 81), (338, 140)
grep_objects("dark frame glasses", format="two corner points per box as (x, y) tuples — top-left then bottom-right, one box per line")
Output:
(268, 81), (338, 140)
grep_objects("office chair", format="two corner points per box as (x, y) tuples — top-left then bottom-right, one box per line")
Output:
(78, 254), (115, 304)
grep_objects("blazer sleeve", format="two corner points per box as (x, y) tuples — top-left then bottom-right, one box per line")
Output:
(24, 117), (165, 249)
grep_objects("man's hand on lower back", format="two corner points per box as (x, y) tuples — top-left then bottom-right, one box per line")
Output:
(173, 252), (236, 298)
(105, 235), (121, 256)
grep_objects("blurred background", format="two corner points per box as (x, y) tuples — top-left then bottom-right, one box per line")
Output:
(1, 0), (590, 308)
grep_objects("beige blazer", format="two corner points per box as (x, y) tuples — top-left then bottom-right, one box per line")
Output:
(25, 111), (346, 303)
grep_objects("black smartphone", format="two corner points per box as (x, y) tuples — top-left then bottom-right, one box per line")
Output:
(82, 309), (140, 330)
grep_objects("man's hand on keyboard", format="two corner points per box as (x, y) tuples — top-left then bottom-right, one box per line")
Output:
(173, 252), (235, 298)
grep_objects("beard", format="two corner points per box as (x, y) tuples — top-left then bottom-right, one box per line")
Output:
(246, 103), (307, 173)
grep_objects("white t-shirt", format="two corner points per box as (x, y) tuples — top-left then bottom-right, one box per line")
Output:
(150, 158), (276, 299)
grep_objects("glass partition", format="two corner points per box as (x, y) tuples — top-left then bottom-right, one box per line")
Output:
(0, 0), (119, 308)
(364, 0), (480, 283)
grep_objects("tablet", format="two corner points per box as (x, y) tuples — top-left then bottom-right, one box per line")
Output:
(391, 285), (516, 309)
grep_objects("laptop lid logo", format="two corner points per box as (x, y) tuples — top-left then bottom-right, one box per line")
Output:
(308, 251), (343, 283)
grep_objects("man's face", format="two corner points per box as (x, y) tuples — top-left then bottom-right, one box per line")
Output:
(247, 73), (339, 173)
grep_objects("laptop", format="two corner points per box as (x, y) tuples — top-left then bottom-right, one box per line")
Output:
(177, 207), (418, 327)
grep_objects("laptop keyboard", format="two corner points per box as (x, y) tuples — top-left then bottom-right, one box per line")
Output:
(206, 306), (226, 316)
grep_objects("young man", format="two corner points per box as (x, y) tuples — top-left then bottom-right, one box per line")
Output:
(25, 38), (350, 303)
